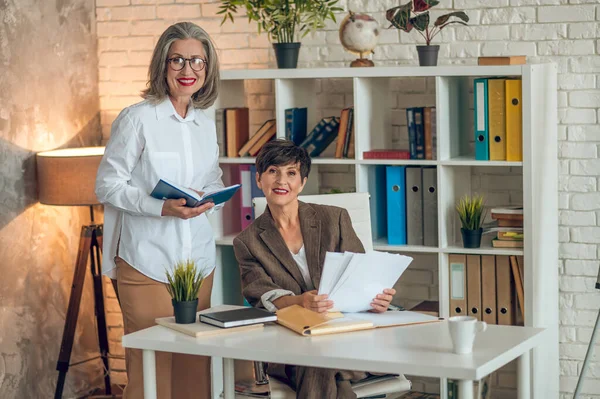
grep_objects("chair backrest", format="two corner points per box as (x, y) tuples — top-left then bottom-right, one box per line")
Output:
(252, 192), (373, 251)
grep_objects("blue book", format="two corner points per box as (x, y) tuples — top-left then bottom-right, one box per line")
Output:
(299, 117), (340, 157)
(386, 166), (407, 245)
(285, 107), (308, 145)
(413, 107), (425, 159)
(150, 178), (241, 208)
(474, 78), (489, 160)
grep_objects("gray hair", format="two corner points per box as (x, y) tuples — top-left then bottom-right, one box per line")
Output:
(142, 22), (220, 109)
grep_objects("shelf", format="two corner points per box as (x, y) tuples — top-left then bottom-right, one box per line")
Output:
(372, 240), (438, 253)
(215, 234), (236, 246)
(358, 159), (437, 166)
(220, 65), (525, 81)
(218, 157), (255, 164)
(441, 245), (524, 256)
(312, 158), (358, 165)
(439, 156), (523, 167)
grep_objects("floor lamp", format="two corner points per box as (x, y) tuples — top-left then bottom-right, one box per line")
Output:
(573, 268), (600, 398)
(37, 147), (114, 398)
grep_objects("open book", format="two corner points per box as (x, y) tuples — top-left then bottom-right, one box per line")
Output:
(318, 251), (413, 313)
(150, 178), (241, 208)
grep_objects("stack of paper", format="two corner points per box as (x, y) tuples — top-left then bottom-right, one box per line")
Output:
(318, 251), (413, 313)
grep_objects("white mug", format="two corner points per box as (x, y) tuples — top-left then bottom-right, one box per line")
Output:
(448, 316), (487, 354)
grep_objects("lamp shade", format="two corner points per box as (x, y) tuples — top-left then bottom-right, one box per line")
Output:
(36, 146), (105, 206)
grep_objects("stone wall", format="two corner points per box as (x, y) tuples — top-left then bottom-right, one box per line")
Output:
(0, 0), (103, 397)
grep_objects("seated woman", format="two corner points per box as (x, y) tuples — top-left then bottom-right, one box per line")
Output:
(233, 139), (396, 399)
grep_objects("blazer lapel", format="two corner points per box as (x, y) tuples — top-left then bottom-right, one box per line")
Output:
(258, 207), (307, 290)
(299, 202), (322, 290)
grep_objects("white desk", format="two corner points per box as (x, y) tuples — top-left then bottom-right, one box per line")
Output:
(122, 321), (546, 399)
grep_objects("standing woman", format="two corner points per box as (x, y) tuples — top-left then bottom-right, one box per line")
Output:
(95, 22), (223, 399)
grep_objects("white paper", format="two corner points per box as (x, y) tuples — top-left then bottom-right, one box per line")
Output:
(318, 251), (413, 313)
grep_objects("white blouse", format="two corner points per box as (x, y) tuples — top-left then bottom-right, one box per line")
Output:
(95, 98), (224, 283)
(260, 244), (314, 311)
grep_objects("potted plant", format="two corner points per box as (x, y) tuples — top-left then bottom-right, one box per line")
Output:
(219, 0), (343, 69)
(165, 259), (206, 324)
(456, 193), (486, 248)
(385, 0), (468, 66)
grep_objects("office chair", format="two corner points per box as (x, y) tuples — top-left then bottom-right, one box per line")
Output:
(246, 192), (412, 399)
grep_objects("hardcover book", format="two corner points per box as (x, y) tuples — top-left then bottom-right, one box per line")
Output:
(150, 179), (241, 208)
(199, 307), (277, 328)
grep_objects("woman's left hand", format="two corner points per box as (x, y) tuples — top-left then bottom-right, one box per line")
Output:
(370, 288), (396, 313)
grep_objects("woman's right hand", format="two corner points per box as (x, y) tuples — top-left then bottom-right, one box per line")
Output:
(301, 290), (334, 313)
(161, 198), (214, 219)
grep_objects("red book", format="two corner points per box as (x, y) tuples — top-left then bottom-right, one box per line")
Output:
(363, 149), (410, 160)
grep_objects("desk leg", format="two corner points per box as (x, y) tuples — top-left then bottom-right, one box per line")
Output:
(518, 350), (531, 399)
(223, 358), (235, 399)
(142, 350), (157, 399)
(457, 380), (474, 399)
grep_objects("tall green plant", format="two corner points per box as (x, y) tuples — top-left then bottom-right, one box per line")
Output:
(165, 260), (205, 302)
(456, 194), (486, 230)
(219, 0), (342, 43)
(386, 0), (468, 45)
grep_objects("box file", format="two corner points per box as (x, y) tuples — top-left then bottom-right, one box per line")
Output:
(449, 254), (467, 317)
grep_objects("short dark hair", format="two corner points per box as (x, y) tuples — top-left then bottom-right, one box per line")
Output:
(255, 139), (311, 180)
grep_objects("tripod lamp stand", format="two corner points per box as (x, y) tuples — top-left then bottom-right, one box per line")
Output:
(573, 267), (600, 398)
(37, 146), (114, 399)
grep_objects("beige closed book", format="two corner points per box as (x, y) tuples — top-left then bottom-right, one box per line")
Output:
(276, 305), (374, 336)
(495, 256), (514, 325)
(466, 255), (482, 321)
(449, 254), (468, 317)
(481, 255), (497, 324)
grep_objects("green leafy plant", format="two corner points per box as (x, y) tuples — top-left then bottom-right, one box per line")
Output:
(386, 0), (468, 45)
(218, 0), (343, 43)
(165, 260), (205, 302)
(456, 194), (486, 230)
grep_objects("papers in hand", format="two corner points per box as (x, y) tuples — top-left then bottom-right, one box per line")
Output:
(150, 178), (241, 208)
(318, 251), (412, 313)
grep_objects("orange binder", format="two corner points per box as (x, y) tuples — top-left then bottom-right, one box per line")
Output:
(466, 255), (482, 321)
(449, 254), (468, 317)
(505, 79), (522, 161)
(510, 255), (525, 318)
(495, 256), (514, 325)
(488, 79), (506, 161)
(481, 255), (497, 324)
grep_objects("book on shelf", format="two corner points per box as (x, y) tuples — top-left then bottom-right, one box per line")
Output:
(199, 307), (277, 328)
(406, 106), (436, 160)
(363, 149), (410, 159)
(237, 119), (276, 157)
(285, 107), (307, 145)
(478, 55), (526, 65)
(491, 238), (523, 248)
(248, 122), (277, 156)
(299, 116), (340, 157)
(150, 179), (241, 208)
(491, 206), (523, 222)
(225, 107), (250, 158)
(335, 107), (354, 158)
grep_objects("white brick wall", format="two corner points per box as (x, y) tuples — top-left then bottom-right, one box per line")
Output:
(95, 0), (600, 397)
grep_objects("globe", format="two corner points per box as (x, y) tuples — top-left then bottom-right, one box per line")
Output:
(339, 11), (380, 67)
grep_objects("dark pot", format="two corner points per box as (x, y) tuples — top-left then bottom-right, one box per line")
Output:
(172, 298), (198, 324)
(461, 228), (483, 248)
(273, 42), (301, 69)
(416, 45), (440, 67)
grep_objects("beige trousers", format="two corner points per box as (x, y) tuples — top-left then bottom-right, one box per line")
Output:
(115, 256), (214, 399)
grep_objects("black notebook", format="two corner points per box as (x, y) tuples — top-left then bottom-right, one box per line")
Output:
(199, 307), (277, 328)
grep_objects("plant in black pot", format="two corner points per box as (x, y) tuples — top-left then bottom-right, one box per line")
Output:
(385, 0), (468, 66)
(456, 193), (486, 248)
(166, 260), (206, 324)
(219, 0), (342, 69)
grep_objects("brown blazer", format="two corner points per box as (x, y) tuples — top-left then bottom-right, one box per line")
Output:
(233, 201), (365, 307)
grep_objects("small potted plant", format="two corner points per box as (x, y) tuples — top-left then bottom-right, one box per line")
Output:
(456, 193), (486, 248)
(386, 0), (468, 66)
(219, 0), (343, 69)
(166, 259), (206, 324)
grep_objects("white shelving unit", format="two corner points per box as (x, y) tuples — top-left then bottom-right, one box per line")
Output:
(207, 65), (558, 399)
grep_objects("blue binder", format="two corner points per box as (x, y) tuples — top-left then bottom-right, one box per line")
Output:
(386, 166), (407, 245)
(285, 107), (308, 145)
(250, 165), (264, 219)
(474, 78), (489, 160)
